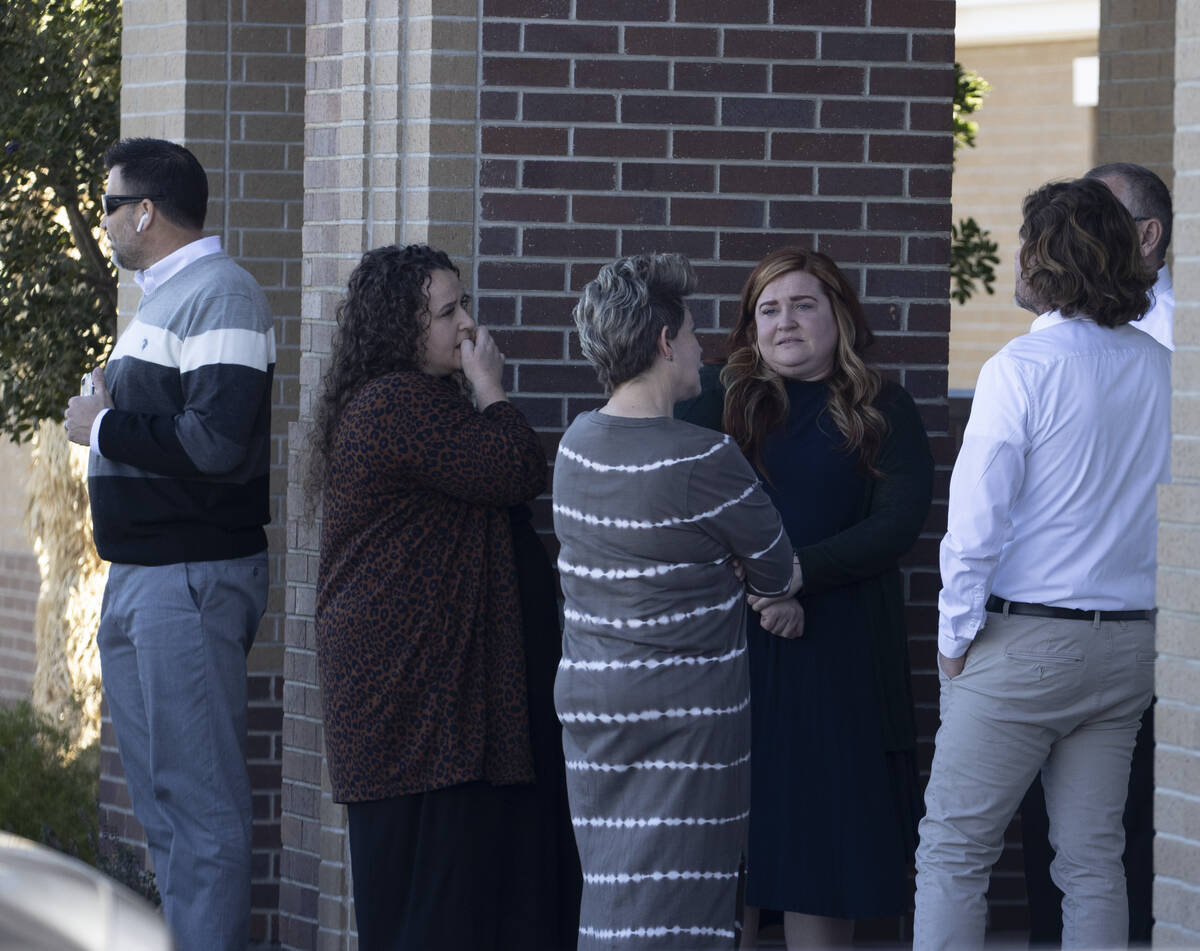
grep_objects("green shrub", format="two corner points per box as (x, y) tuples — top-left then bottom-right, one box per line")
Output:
(0, 700), (99, 863)
(97, 827), (161, 906)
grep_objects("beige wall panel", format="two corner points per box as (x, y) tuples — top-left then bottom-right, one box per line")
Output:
(1156, 0), (1200, 940)
(949, 38), (1098, 393)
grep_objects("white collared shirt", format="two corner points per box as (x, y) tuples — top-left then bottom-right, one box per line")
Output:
(938, 310), (1171, 658)
(134, 234), (222, 298)
(1132, 263), (1173, 351)
(90, 236), (224, 453)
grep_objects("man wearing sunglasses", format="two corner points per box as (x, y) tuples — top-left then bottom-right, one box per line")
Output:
(64, 137), (275, 951)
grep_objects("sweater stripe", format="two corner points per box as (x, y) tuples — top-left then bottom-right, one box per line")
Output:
(582, 870), (738, 884)
(558, 437), (728, 473)
(553, 481), (756, 530)
(181, 326), (277, 373)
(558, 645), (745, 672)
(558, 695), (750, 724)
(557, 555), (726, 580)
(566, 751), (751, 773)
(563, 591), (742, 630)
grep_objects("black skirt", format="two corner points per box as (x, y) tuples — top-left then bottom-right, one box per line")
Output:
(345, 505), (580, 951)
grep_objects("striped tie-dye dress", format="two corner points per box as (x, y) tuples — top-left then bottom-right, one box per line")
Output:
(552, 411), (794, 950)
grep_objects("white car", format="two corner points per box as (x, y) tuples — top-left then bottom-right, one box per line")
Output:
(0, 832), (172, 951)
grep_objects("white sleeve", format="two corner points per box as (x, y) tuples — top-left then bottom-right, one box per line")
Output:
(937, 353), (1031, 657)
(89, 408), (110, 457)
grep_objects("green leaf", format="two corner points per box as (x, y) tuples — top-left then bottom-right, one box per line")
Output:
(953, 62), (991, 159)
(950, 217), (1001, 306)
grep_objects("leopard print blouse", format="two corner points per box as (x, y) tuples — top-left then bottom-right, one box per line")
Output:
(316, 371), (546, 801)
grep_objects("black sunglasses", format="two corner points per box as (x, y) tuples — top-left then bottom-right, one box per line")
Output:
(101, 194), (165, 216)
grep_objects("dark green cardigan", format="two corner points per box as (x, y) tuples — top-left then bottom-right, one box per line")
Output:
(675, 364), (934, 753)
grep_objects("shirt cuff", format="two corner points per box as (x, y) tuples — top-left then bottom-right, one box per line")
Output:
(89, 408), (109, 456)
(937, 614), (982, 659)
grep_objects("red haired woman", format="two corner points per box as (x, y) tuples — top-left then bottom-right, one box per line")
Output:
(678, 249), (933, 948)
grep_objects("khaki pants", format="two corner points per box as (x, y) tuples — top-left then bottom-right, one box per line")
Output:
(913, 610), (1155, 950)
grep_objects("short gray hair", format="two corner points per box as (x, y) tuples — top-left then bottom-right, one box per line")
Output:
(574, 253), (697, 394)
(1084, 161), (1172, 264)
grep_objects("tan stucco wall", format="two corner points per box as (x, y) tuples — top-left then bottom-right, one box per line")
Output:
(949, 38), (1097, 393)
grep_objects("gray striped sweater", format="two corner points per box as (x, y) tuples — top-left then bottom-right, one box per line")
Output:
(88, 251), (275, 565)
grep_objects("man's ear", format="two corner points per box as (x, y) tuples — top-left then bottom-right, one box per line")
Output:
(1138, 217), (1163, 267)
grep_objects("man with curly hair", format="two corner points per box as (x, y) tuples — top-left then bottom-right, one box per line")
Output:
(913, 178), (1169, 950)
(1020, 161), (1174, 947)
(64, 137), (274, 951)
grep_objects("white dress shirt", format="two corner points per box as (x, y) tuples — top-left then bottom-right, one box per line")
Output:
(938, 311), (1170, 658)
(89, 236), (224, 454)
(1132, 263), (1173, 351)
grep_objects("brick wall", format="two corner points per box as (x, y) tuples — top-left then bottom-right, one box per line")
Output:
(114, 2), (304, 944)
(1154, 0), (1200, 942)
(0, 550), (37, 704)
(283, 2), (955, 947)
(0, 440), (37, 705)
(1095, 0), (1175, 189)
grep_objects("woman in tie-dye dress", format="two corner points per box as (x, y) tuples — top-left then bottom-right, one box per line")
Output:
(553, 253), (800, 950)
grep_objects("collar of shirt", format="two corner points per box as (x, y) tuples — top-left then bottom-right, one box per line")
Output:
(134, 235), (222, 297)
(1156, 262), (1172, 296)
(1029, 309), (1088, 333)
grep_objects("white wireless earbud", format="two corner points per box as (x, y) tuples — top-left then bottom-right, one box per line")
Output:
(137, 212), (149, 233)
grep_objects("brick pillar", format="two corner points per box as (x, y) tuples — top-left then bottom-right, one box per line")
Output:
(1154, 0), (1200, 941)
(1095, 0), (1175, 187)
(0, 442), (37, 704)
(284, 1), (483, 945)
(110, 1), (304, 944)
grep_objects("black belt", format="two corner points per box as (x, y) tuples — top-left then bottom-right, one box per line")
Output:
(985, 595), (1153, 623)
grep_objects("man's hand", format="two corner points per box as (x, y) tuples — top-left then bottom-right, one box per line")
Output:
(64, 366), (114, 446)
(938, 650), (966, 679)
(756, 598), (804, 639)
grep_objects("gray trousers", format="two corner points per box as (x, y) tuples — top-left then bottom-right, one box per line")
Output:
(97, 553), (267, 951)
(913, 610), (1154, 950)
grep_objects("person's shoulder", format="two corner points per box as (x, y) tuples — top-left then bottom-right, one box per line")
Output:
(560, 413), (733, 469)
(353, 371), (459, 415)
(670, 416), (735, 452)
(666, 420), (751, 481)
(873, 377), (913, 408)
(190, 251), (259, 288)
(177, 253), (272, 325)
(871, 378), (924, 429)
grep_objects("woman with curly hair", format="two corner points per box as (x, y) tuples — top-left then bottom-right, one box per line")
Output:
(310, 244), (579, 950)
(676, 249), (933, 948)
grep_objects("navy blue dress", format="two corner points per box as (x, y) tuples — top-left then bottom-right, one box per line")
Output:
(745, 380), (911, 919)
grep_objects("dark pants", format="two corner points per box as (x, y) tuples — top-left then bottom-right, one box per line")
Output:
(1021, 701), (1154, 946)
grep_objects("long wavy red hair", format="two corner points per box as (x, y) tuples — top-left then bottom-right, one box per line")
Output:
(722, 248), (886, 478)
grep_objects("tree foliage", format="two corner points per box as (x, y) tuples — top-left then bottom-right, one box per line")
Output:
(950, 63), (1000, 306)
(951, 217), (1001, 306)
(953, 62), (992, 154)
(0, 0), (119, 443)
